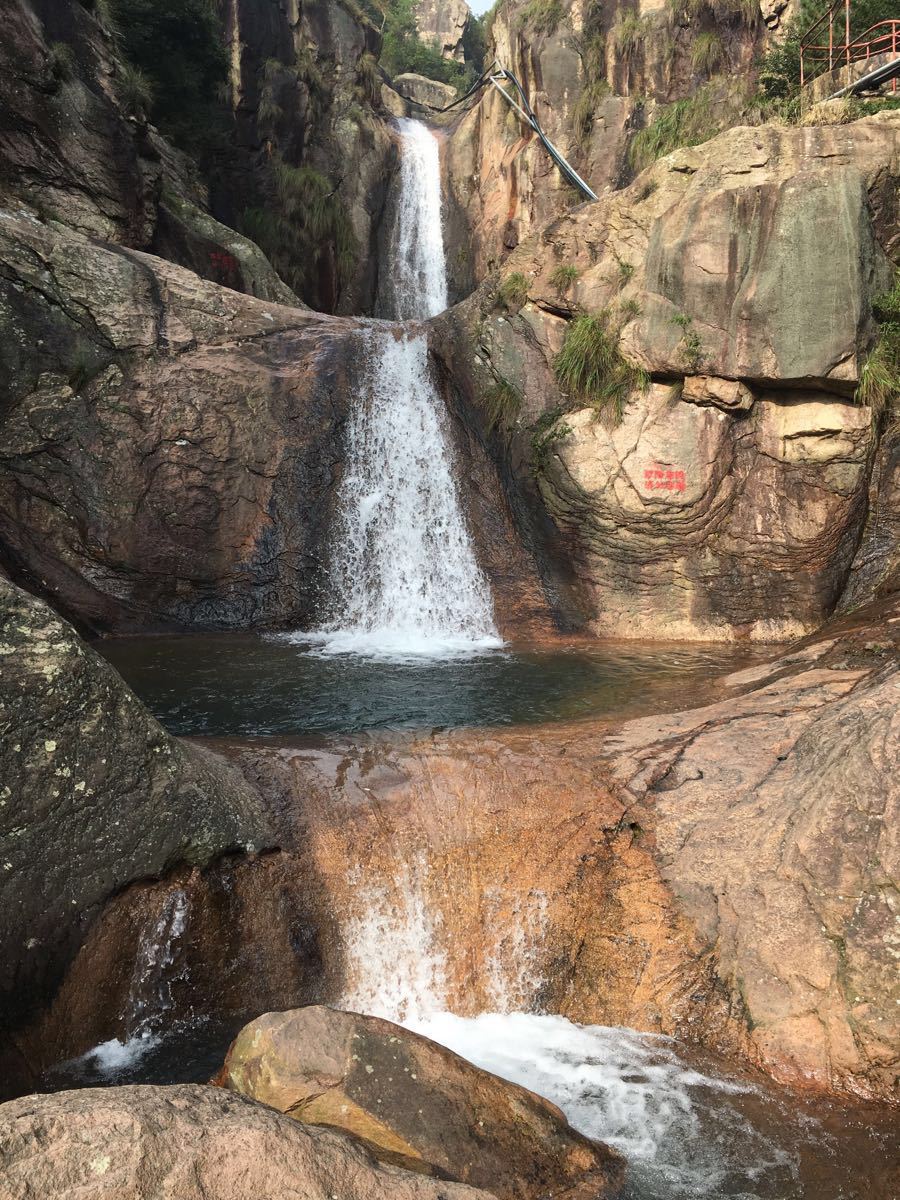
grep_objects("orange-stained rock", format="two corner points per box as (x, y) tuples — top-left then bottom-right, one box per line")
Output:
(0, 1084), (497, 1200)
(17, 598), (899, 1105)
(217, 1005), (625, 1197)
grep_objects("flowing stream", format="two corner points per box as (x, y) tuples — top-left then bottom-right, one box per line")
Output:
(304, 118), (500, 659)
(52, 119), (898, 1198)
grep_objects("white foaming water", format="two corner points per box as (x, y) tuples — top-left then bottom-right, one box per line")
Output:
(72, 889), (190, 1078)
(340, 857), (448, 1022)
(305, 327), (501, 660)
(302, 115), (500, 660)
(408, 1012), (801, 1200)
(383, 118), (448, 320)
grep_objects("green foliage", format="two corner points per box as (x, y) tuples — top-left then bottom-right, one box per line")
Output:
(497, 272), (529, 312)
(241, 157), (357, 294)
(550, 264), (579, 293)
(554, 312), (649, 425)
(612, 253), (634, 287)
(116, 59), (153, 116)
(857, 274), (900, 425)
(48, 42), (77, 83)
(519, 0), (563, 35)
(669, 0), (756, 23)
(355, 51), (380, 105)
(670, 311), (704, 370)
(629, 85), (721, 169)
(530, 407), (573, 472)
(483, 378), (523, 432)
(572, 79), (609, 148)
(462, 14), (487, 74)
(757, 0), (898, 99)
(108, 0), (228, 157)
(690, 31), (726, 74)
(380, 0), (475, 89)
(615, 13), (653, 61)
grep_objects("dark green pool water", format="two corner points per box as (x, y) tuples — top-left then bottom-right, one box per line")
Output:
(94, 634), (771, 737)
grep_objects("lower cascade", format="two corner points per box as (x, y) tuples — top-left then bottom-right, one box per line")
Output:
(308, 327), (501, 657)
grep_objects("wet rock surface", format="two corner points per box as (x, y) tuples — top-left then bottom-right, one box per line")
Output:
(0, 578), (271, 1090)
(0, 1084), (497, 1200)
(26, 595), (899, 1104)
(218, 1005), (625, 1197)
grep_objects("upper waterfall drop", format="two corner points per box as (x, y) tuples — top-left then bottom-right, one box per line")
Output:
(306, 118), (501, 659)
(382, 118), (449, 321)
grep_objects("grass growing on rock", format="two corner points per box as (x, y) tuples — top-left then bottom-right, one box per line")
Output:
(554, 312), (649, 425)
(518, 0), (564, 34)
(497, 272), (530, 313)
(857, 274), (900, 428)
(530, 407), (573, 472)
(483, 378), (523, 432)
(550, 264), (579, 294)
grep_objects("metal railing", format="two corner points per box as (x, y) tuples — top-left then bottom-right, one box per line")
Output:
(800, 0), (900, 92)
(402, 58), (599, 201)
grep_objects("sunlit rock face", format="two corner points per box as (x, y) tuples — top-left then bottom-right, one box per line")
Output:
(0, 1084), (497, 1200)
(442, 0), (775, 288)
(217, 1005), (625, 1197)
(412, 0), (472, 62)
(23, 596), (899, 1104)
(434, 114), (900, 640)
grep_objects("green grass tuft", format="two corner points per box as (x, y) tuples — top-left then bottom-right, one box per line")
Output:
(48, 42), (77, 83)
(530, 407), (573, 472)
(518, 0), (563, 34)
(116, 60), (153, 117)
(690, 31), (726, 74)
(629, 86), (721, 170)
(497, 272), (530, 312)
(550, 264), (579, 294)
(483, 378), (523, 432)
(554, 311), (649, 425)
(857, 274), (900, 427)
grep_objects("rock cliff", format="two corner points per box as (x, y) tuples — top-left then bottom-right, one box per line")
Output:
(436, 113), (900, 639)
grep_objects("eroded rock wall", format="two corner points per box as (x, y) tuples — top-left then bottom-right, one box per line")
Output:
(444, 0), (774, 284)
(435, 114), (900, 640)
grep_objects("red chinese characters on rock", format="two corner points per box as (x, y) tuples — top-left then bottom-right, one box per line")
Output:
(643, 464), (686, 493)
(209, 250), (238, 274)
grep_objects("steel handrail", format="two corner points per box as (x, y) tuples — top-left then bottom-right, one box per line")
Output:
(800, 0), (900, 87)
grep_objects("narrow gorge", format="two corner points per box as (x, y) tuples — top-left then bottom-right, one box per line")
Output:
(0, 0), (898, 1196)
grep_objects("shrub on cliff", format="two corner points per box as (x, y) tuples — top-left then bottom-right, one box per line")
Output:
(554, 312), (649, 425)
(858, 274), (900, 429)
(108, 0), (228, 158)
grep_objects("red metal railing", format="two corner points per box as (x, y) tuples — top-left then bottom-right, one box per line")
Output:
(800, 0), (900, 91)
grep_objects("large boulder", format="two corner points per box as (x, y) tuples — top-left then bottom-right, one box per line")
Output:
(0, 1084), (495, 1200)
(0, 212), (350, 631)
(0, 577), (271, 1050)
(435, 113), (900, 640)
(217, 1005), (625, 1197)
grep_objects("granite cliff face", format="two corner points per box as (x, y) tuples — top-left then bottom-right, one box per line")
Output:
(436, 114), (900, 639)
(443, 0), (778, 286)
(412, 0), (473, 62)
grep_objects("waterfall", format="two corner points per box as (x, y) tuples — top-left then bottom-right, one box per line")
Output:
(380, 117), (449, 321)
(307, 118), (501, 658)
(125, 889), (190, 1042)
